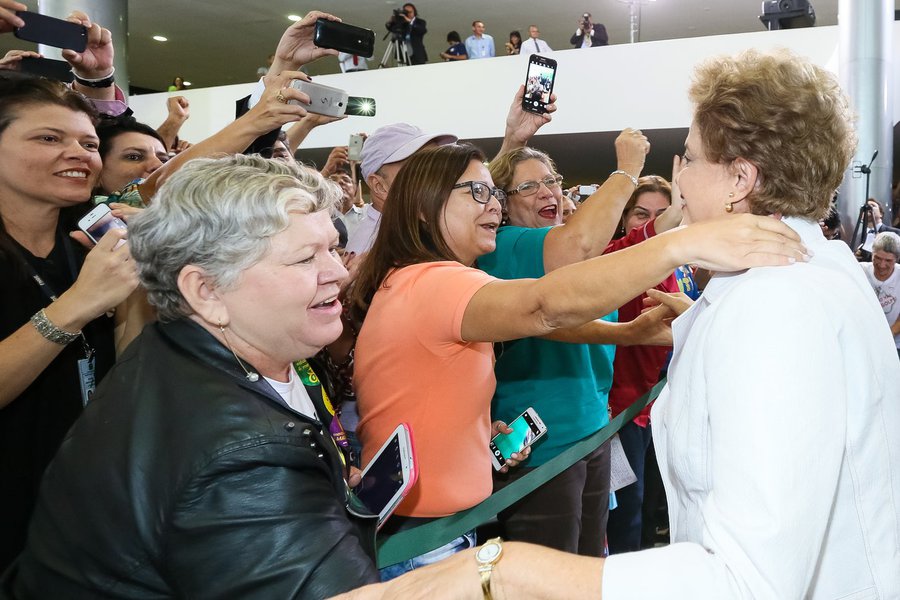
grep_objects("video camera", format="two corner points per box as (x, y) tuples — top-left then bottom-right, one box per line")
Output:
(387, 7), (409, 35)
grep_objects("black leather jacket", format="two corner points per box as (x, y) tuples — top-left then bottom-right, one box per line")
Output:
(3, 319), (379, 599)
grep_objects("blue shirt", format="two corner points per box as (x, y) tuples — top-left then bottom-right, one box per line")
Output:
(445, 42), (467, 60)
(478, 226), (616, 466)
(465, 34), (495, 59)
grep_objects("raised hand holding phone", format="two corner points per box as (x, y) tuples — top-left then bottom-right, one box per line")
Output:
(61, 11), (113, 80)
(522, 55), (557, 115)
(271, 11), (341, 75)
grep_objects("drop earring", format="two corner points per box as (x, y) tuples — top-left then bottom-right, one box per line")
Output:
(725, 192), (736, 213)
(219, 321), (260, 382)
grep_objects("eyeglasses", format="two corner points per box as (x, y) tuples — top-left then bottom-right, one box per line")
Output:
(506, 174), (564, 197)
(452, 180), (507, 208)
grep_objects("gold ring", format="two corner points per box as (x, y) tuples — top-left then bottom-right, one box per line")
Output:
(275, 91), (287, 104)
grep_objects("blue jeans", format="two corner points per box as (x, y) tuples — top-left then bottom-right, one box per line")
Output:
(378, 530), (476, 581)
(606, 422), (653, 554)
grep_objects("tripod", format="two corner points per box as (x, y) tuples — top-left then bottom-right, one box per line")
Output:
(850, 150), (878, 257)
(379, 32), (410, 68)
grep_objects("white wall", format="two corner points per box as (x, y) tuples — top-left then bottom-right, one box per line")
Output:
(128, 24), (897, 147)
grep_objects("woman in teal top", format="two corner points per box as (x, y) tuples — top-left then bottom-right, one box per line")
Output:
(479, 132), (650, 555)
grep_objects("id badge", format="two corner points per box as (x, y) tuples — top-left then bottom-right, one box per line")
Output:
(77, 355), (96, 406)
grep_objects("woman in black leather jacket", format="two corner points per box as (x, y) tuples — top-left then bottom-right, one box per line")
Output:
(3, 155), (380, 599)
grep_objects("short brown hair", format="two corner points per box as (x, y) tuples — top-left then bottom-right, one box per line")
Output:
(689, 49), (856, 220)
(348, 143), (486, 326)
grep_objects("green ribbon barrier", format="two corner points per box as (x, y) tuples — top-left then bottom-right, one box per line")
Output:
(376, 376), (668, 567)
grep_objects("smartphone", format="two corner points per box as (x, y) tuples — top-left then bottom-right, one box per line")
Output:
(522, 55), (557, 115)
(289, 80), (349, 117)
(19, 57), (74, 83)
(314, 18), (375, 59)
(489, 407), (547, 471)
(356, 423), (417, 528)
(77, 204), (127, 245)
(14, 11), (88, 52)
(578, 184), (598, 197)
(348, 134), (364, 162)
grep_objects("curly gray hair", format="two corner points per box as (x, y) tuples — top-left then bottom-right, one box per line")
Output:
(128, 154), (341, 321)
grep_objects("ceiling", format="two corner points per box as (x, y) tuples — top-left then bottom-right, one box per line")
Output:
(6, 1), (899, 186)
(2, 0), (848, 91)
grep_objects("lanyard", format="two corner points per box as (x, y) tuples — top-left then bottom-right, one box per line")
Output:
(294, 359), (350, 452)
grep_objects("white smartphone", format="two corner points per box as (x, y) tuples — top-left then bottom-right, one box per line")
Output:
(288, 80), (349, 117)
(489, 407), (548, 471)
(77, 204), (127, 245)
(347, 133), (364, 162)
(356, 423), (418, 528)
(578, 184), (598, 197)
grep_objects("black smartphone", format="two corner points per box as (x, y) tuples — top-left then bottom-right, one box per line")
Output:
(19, 57), (74, 83)
(522, 55), (557, 115)
(14, 11), (88, 52)
(314, 18), (375, 59)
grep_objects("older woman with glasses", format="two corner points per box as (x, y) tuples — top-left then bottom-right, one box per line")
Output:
(348, 142), (806, 579)
(479, 132), (670, 556)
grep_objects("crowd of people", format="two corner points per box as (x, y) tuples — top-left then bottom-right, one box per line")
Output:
(336, 5), (609, 67)
(1, 2), (898, 599)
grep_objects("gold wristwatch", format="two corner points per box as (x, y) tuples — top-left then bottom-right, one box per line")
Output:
(475, 537), (503, 600)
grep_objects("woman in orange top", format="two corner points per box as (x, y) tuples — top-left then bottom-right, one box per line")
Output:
(348, 142), (806, 579)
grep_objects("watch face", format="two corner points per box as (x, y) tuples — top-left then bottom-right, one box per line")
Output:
(477, 542), (501, 562)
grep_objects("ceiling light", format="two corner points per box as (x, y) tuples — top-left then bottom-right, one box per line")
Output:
(287, 14), (302, 21)
(152, 35), (167, 42)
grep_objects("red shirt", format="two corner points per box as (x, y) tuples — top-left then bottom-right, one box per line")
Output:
(604, 221), (679, 427)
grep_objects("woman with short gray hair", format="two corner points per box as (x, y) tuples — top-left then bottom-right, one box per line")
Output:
(6, 155), (380, 598)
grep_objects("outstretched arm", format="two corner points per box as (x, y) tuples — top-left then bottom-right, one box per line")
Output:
(461, 215), (807, 343)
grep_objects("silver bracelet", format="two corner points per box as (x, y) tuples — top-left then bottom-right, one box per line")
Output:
(610, 169), (639, 187)
(30, 309), (81, 345)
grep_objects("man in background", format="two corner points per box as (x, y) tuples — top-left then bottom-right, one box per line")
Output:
(520, 25), (552, 57)
(571, 12), (608, 48)
(465, 20), (495, 59)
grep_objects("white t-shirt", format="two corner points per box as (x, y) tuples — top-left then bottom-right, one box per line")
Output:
(861, 262), (900, 348)
(264, 369), (319, 420)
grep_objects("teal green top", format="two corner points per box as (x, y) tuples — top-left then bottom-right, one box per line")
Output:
(478, 226), (615, 466)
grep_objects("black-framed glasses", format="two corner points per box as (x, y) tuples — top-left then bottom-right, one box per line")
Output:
(506, 174), (564, 197)
(452, 180), (507, 208)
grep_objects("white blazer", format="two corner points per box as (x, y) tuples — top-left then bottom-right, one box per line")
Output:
(604, 217), (900, 599)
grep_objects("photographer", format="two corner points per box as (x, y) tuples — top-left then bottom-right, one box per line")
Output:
(385, 3), (427, 65)
(570, 12), (608, 48)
